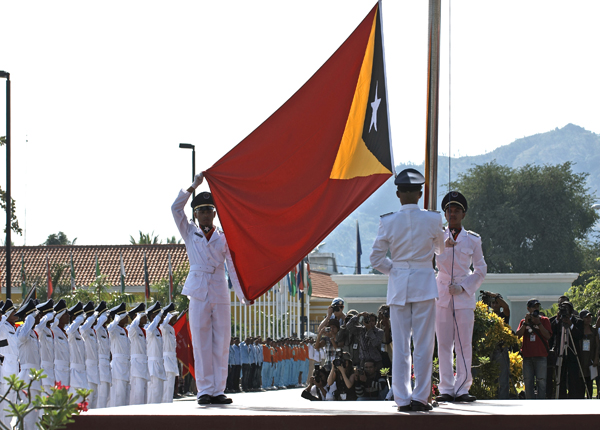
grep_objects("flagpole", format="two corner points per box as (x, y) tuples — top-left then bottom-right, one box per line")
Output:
(378, 0), (396, 176)
(258, 294), (261, 339)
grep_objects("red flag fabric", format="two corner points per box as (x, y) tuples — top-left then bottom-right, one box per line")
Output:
(204, 4), (393, 300)
(174, 310), (195, 379)
(143, 252), (150, 300)
(46, 255), (53, 298)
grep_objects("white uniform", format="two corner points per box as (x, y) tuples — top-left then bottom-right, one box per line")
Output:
(0, 316), (19, 428)
(370, 204), (444, 407)
(81, 314), (99, 408)
(52, 319), (70, 387)
(17, 313), (42, 430)
(146, 314), (166, 403)
(67, 314), (88, 396)
(108, 315), (130, 407)
(172, 189), (246, 398)
(95, 313), (112, 408)
(128, 313), (148, 405)
(435, 228), (487, 397)
(35, 312), (55, 392)
(161, 313), (179, 403)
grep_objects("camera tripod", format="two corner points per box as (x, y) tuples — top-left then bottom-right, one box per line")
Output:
(554, 323), (589, 399)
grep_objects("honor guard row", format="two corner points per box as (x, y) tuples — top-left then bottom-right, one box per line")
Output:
(0, 298), (181, 426)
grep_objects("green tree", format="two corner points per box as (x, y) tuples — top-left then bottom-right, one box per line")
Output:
(43, 232), (77, 246)
(452, 161), (599, 273)
(130, 231), (161, 245)
(0, 136), (22, 236)
(166, 236), (182, 244)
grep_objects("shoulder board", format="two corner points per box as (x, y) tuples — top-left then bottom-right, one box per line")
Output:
(380, 212), (394, 218)
(467, 230), (480, 237)
(426, 209), (440, 213)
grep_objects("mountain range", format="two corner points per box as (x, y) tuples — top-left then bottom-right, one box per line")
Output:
(322, 123), (600, 274)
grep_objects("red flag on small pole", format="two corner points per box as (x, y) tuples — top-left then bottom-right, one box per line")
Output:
(174, 310), (195, 379)
(143, 251), (150, 302)
(46, 254), (53, 298)
(167, 252), (174, 303)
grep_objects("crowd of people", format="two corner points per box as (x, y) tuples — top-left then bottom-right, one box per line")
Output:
(517, 295), (600, 400)
(0, 297), (180, 429)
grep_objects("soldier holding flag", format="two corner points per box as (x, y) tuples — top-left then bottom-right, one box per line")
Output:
(172, 172), (248, 405)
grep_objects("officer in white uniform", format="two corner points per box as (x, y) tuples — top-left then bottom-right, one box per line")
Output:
(435, 191), (487, 403)
(370, 169), (444, 412)
(51, 300), (70, 387)
(0, 300), (20, 428)
(160, 303), (179, 403)
(172, 172), (247, 405)
(108, 303), (131, 407)
(35, 300), (55, 395)
(16, 300), (43, 430)
(145, 302), (166, 404)
(80, 302), (99, 408)
(67, 302), (88, 398)
(94, 302), (111, 408)
(128, 303), (148, 405)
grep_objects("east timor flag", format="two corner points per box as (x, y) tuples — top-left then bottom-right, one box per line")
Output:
(204, 3), (394, 301)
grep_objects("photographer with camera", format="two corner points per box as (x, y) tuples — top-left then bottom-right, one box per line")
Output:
(301, 365), (329, 401)
(578, 310), (599, 398)
(354, 359), (389, 400)
(550, 301), (585, 398)
(336, 310), (360, 366)
(315, 319), (341, 370)
(377, 305), (393, 369)
(346, 312), (385, 369)
(318, 298), (346, 332)
(516, 299), (552, 399)
(326, 352), (358, 400)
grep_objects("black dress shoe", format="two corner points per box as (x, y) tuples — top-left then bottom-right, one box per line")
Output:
(397, 404), (412, 412)
(410, 400), (433, 411)
(211, 394), (233, 404)
(197, 394), (212, 405)
(454, 393), (476, 402)
(435, 393), (455, 402)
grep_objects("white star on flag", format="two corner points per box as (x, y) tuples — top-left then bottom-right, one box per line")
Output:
(369, 81), (381, 132)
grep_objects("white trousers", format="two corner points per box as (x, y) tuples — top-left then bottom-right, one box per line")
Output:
(189, 298), (231, 397)
(162, 372), (177, 403)
(129, 376), (148, 405)
(87, 382), (98, 409)
(23, 388), (42, 430)
(436, 305), (474, 397)
(110, 379), (129, 407)
(0, 382), (16, 428)
(390, 299), (436, 407)
(147, 375), (165, 404)
(97, 381), (110, 408)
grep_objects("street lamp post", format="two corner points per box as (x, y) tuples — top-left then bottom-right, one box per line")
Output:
(179, 143), (196, 199)
(1, 70), (11, 299)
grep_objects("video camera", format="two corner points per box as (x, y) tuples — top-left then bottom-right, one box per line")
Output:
(558, 303), (572, 319)
(479, 290), (501, 307)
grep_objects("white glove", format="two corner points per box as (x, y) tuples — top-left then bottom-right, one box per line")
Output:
(190, 172), (204, 189)
(449, 284), (463, 295)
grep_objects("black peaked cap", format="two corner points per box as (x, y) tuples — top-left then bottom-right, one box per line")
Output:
(109, 302), (127, 319)
(128, 303), (146, 319)
(83, 301), (95, 317)
(15, 299), (37, 320)
(95, 301), (107, 315)
(68, 301), (84, 317)
(162, 303), (175, 314)
(190, 191), (215, 211)
(147, 301), (161, 316)
(441, 191), (468, 212)
(54, 299), (67, 315)
(36, 299), (54, 315)
(2, 299), (15, 316)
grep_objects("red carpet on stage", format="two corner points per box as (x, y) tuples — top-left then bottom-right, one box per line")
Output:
(67, 388), (599, 430)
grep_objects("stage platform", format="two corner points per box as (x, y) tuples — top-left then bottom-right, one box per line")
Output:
(67, 388), (600, 430)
